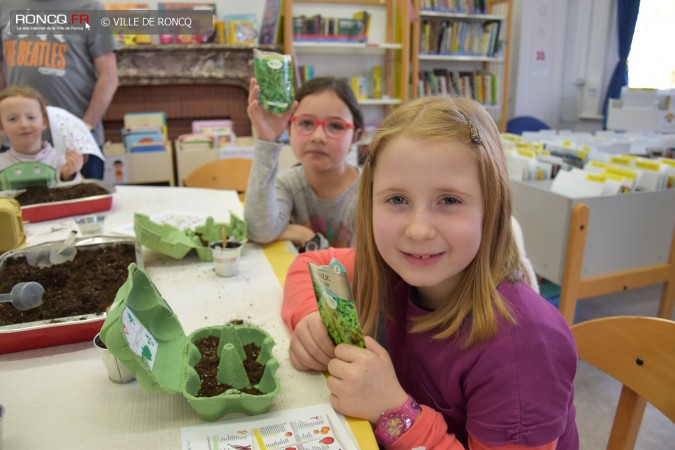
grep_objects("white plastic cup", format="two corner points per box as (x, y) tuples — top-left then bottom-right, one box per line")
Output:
(93, 333), (135, 384)
(209, 240), (242, 277)
(75, 215), (105, 235)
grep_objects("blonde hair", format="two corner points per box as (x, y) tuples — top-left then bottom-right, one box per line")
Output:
(353, 96), (525, 346)
(0, 85), (49, 123)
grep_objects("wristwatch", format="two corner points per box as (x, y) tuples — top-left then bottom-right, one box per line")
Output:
(374, 396), (421, 445)
(299, 232), (329, 253)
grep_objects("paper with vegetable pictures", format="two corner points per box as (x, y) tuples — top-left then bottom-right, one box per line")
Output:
(180, 402), (359, 450)
(308, 258), (366, 348)
(47, 106), (104, 160)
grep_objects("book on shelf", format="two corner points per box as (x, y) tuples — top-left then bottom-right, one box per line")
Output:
(292, 13), (368, 43)
(228, 19), (257, 44)
(420, 0), (486, 14)
(177, 133), (214, 152)
(223, 13), (257, 44)
(419, 17), (501, 57)
(259, 0), (282, 45)
(415, 69), (497, 105)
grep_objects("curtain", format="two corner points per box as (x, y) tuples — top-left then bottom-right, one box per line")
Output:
(602, 0), (641, 127)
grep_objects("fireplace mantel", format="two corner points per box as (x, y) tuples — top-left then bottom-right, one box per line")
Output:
(103, 44), (282, 142)
(115, 44), (282, 88)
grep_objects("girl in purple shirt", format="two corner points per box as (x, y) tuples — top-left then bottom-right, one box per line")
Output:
(282, 96), (578, 449)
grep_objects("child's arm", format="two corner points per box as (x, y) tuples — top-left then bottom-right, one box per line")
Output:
(59, 150), (84, 181)
(247, 77), (297, 142)
(389, 408), (558, 450)
(276, 223), (316, 247)
(244, 140), (296, 243)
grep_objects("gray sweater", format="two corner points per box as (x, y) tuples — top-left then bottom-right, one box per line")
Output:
(244, 140), (358, 247)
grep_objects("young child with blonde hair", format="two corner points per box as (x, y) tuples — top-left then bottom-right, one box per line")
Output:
(282, 96), (578, 449)
(0, 85), (83, 182)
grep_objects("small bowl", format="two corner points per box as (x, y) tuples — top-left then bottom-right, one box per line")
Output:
(75, 215), (105, 235)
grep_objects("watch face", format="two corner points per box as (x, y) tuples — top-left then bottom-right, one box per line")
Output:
(380, 413), (412, 441)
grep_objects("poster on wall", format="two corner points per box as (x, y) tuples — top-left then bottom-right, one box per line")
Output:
(104, 156), (128, 184)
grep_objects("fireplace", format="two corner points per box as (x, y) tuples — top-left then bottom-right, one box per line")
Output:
(103, 44), (281, 142)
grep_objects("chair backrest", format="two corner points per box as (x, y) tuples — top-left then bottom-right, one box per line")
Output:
(183, 158), (253, 195)
(571, 316), (675, 450)
(506, 115), (551, 135)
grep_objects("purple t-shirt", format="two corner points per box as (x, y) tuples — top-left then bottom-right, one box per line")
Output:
(386, 279), (579, 449)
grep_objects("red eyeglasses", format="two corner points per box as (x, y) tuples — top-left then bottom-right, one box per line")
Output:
(290, 114), (355, 139)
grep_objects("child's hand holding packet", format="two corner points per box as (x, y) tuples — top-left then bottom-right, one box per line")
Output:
(307, 258), (365, 348)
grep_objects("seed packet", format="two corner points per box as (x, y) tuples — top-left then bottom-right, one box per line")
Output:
(307, 258), (365, 348)
(253, 48), (295, 114)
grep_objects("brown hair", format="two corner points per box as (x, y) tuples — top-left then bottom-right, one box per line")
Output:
(353, 96), (525, 346)
(0, 85), (49, 123)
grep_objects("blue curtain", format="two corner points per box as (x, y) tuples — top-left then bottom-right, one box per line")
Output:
(602, 0), (641, 127)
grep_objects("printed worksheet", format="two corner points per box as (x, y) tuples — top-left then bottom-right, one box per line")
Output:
(181, 403), (359, 450)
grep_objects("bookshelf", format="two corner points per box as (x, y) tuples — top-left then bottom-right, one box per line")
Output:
(283, 0), (410, 117)
(410, 0), (512, 130)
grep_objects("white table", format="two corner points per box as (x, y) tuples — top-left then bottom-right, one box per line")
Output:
(0, 186), (365, 449)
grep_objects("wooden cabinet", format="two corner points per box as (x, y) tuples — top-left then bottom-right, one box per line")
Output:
(410, 0), (512, 130)
(282, 0), (410, 117)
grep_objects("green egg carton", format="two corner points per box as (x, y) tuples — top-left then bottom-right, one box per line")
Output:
(0, 161), (57, 190)
(134, 213), (247, 262)
(100, 263), (280, 421)
(134, 213), (195, 259)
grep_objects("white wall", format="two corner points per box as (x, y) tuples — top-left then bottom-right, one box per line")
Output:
(510, 0), (617, 132)
(509, 0), (568, 129)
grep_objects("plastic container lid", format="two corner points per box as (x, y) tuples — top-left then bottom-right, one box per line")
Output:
(0, 197), (25, 252)
(0, 162), (57, 190)
(99, 263), (280, 421)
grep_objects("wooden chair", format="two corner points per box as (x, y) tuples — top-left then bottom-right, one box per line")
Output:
(571, 316), (675, 450)
(182, 158), (253, 201)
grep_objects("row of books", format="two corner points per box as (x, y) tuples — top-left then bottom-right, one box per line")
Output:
(417, 69), (498, 106)
(122, 112), (168, 153)
(419, 19), (502, 57)
(420, 0), (487, 14)
(292, 11), (370, 43)
(177, 120), (237, 151)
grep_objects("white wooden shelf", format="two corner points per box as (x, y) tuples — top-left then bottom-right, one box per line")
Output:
(357, 97), (401, 106)
(292, 41), (402, 55)
(418, 54), (504, 63)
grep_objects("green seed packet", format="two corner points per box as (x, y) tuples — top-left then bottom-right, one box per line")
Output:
(253, 48), (294, 114)
(307, 258), (365, 348)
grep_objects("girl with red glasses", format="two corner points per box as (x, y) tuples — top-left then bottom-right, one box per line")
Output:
(245, 77), (364, 250)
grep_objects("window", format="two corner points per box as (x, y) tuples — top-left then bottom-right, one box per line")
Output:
(628, 0), (675, 89)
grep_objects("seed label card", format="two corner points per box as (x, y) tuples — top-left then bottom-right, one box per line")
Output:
(307, 258), (365, 348)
